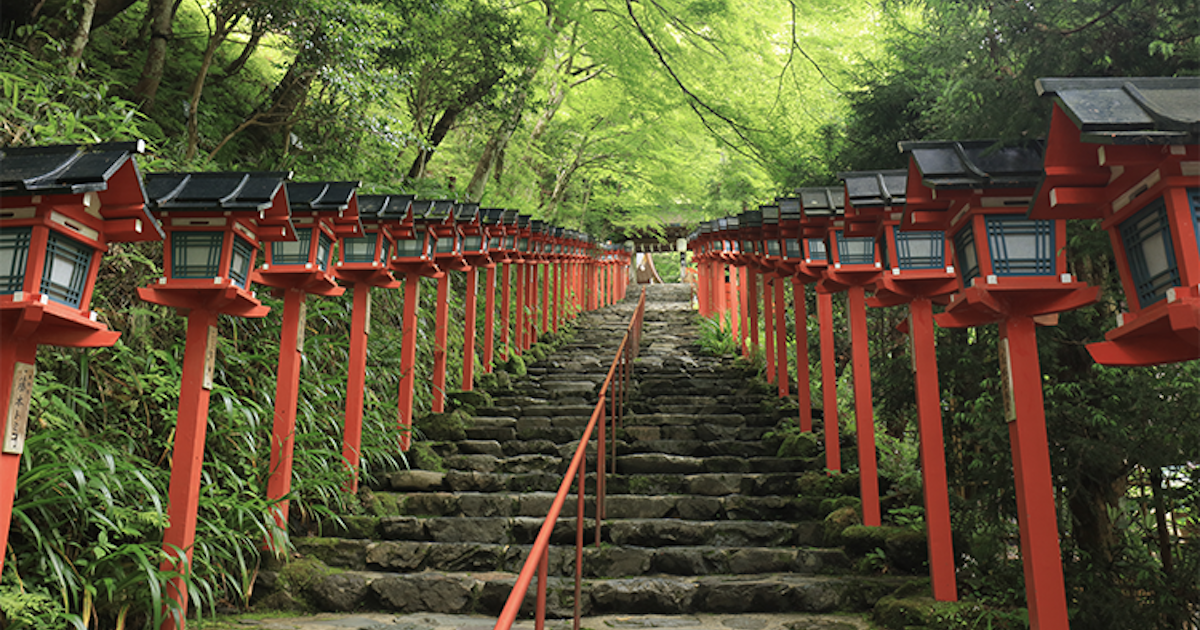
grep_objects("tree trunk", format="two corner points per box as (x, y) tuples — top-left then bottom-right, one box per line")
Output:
(407, 105), (463, 179)
(1068, 474), (1124, 565)
(218, 18), (264, 80)
(64, 0), (98, 77)
(237, 44), (322, 160)
(465, 60), (544, 201)
(133, 0), (175, 110)
(185, 11), (238, 160)
(1150, 468), (1174, 575)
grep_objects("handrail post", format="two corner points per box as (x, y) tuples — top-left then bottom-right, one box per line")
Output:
(597, 391), (605, 546)
(575, 448), (585, 630)
(536, 549), (548, 630)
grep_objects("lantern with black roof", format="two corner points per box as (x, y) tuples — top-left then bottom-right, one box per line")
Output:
(415, 200), (463, 413)
(257, 181), (363, 536)
(455, 202), (487, 392)
(495, 211), (521, 360)
(137, 169), (293, 630)
(384, 196), (437, 451)
(803, 186), (883, 514)
(513, 215), (534, 351)
(335, 194), (402, 493)
(756, 203), (791, 398)
(902, 138), (1102, 630)
(771, 196), (820, 435)
(838, 169), (958, 602)
(479, 209), (506, 372)
(1031, 76), (1200, 366)
(0, 141), (161, 579)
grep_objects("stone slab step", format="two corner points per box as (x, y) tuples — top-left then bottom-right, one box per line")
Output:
(386, 469), (831, 497)
(277, 568), (910, 616)
(371, 491), (824, 521)
(294, 538), (850, 578)
(316, 515), (826, 548)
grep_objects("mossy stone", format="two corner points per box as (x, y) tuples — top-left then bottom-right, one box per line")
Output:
(777, 429), (820, 458)
(823, 505), (863, 547)
(797, 470), (833, 497)
(872, 594), (939, 629)
(447, 389), (493, 413)
(886, 528), (930, 574)
(416, 409), (472, 441)
(841, 524), (892, 556)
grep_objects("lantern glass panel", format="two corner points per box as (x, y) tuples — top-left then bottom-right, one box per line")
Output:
(273, 228), (314, 265)
(986, 215), (1053, 276)
(807, 238), (826, 261)
(172, 231), (224, 279)
(742, 239), (753, 253)
(316, 231), (333, 271)
(784, 238), (802, 259)
(837, 233), (875, 265)
(504, 235), (515, 250)
(465, 235), (483, 252)
(1190, 188), (1200, 252)
(0, 227), (32, 294)
(518, 237), (530, 252)
(1121, 197), (1180, 308)
(41, 232), (92, 308)
(766, 239), (781, 257)
(954, 226), (980, 286)
(894, 227), (945, 269)
(229, 236), (255, 289)
(395, 231), (426, 258)
(342, 234), (379, 263)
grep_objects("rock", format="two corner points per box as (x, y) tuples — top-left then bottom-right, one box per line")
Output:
(871, 594), (938, 629)
(444, 454), (499, 473)
(389, 470), (445, 492)
(885, 529), (929, 574)
(652, 548), (723, 575)
(619, 453), (705, 475)
(674, 497), (724, 520)
(457, 440), (503, 456)
(590, 577), (696, 614)
(371, 573), (478, 613)
(294, 538), (370, 571)
(686, 473), (747, 496)
(416, 410), (472, 441)
(584, 546), (652, 578)
(365, 541), (428, 570)
(307, 572), (370, 612)
(447, 389), (494, 412)
(445, 470), (504, 492)
(427, 517), (509, 544)
(459, 493), (512, 517)
(401, 492), (459, 517)
(379, 516), (426, 540)
(824, 506), (862, 547)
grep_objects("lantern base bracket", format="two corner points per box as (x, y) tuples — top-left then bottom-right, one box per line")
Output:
(936, 281), (1100, 328)
(1087, 292), (1200, 365)
(137, 285), (269, 318)
(0, 299), (120, 347)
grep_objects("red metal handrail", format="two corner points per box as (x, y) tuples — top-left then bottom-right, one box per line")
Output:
(494, 287), (647, 630)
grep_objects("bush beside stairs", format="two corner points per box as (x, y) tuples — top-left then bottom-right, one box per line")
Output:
(253, 283), (926, 624)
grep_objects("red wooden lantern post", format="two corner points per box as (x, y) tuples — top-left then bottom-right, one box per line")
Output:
(802, 187), (885, 526)
(457, 202), (491, 390)
(420, 200), (469, 413)
(1031, 76), (1200, 365)
(479, 209), (507, 371)
(773, 197), (824, 433)
(387, 197), (440, 451)
(256, 181), (361, 531)
(841, 169), (959, 601)
(334, 194), (402, 493)
(1, 142), (161, 577)
(903, 139), (1100, 630)
(513, 216), (532, 352)
(534, 222), (551, 336)
(733, 214), (763, 359)
(138, 170), (293, 629)
(759, 204), (791, 397)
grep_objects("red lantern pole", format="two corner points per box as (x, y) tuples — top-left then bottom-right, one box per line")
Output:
(747, 270), (760, 357)
(341, 285), (371, 492)
(908, 297), (957, 601)
(160, 307), (221, 628)
(774, 275), (789, 397)
(740, 266), (750, 357)
(847, 285), (880, 526)
(462, 267), (479, 390)
(541, 258), (550, 334)
(483, 264), (497, 372)
(516, 263), (527, 352)
(552, 260), (561, 333)
(398, 273), (420, 450)
(0, 337), (38, 576)
(817, 291), (839, 472)
(792, 278), (813, 432)
(266, 288), (308, 531)
(1002, 315), (1070, 630)
(763, 274), (776, 384)
(432, 273), (450, 412)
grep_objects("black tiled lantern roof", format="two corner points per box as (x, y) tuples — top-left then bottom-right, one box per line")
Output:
(725, 216), (738, 230)
(777, 197), (802, 221)
(482, 208), (505, 224)
(760, 204), (781, 224)
(502, 210), (520, 225)
(839, 170), (907, 208)
(796, 187), (845, 217)
(456, 203), (480, 221)
(376, 194), (416, 220)
(1, 141), (145, 196)
(286, 181), (359, 210)
(517, 215), (531, 228)
(425, 200), (456, 221)
(742, 209), (763, 229)
(531, 219), (546, 233)
(1035, 76), (1200, 144)
(899, 140), (1045, 189)
(146, 172), (291, 211)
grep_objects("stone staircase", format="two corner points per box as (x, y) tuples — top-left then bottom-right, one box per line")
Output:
(269, 283), (910, 621)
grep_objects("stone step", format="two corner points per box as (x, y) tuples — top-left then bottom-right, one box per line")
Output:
(369, 491), (825, 522)
(294, 538), (851, 578)
(273, 568), (909, 616)
(387, 469), (837, 497)
(316, 515), (826, 549)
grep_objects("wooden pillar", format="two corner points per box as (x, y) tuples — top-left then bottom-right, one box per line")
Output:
(462, 267), (478, 390)
(818, 291), (839, 472)
(431, 273), (450, 412)
(500, 263), (512, 360)
(0, 337), (39, 577)
(341, 284), (371, 493)
(397, 273), (420, 450)
(739, 267), (750, 358)
(1001, 315), (1070, 630)
(774, 275), (789, 397)
(159, 307), (220, 630)
(763, 275), (776, 383)
(791, 278), (812, 432)
(266, 288), (307, 530)
(909, 298), (958, 602)
(847, 285), (880, 527)
(482, 265), (497, 372)
(747, 271), (760, 358)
